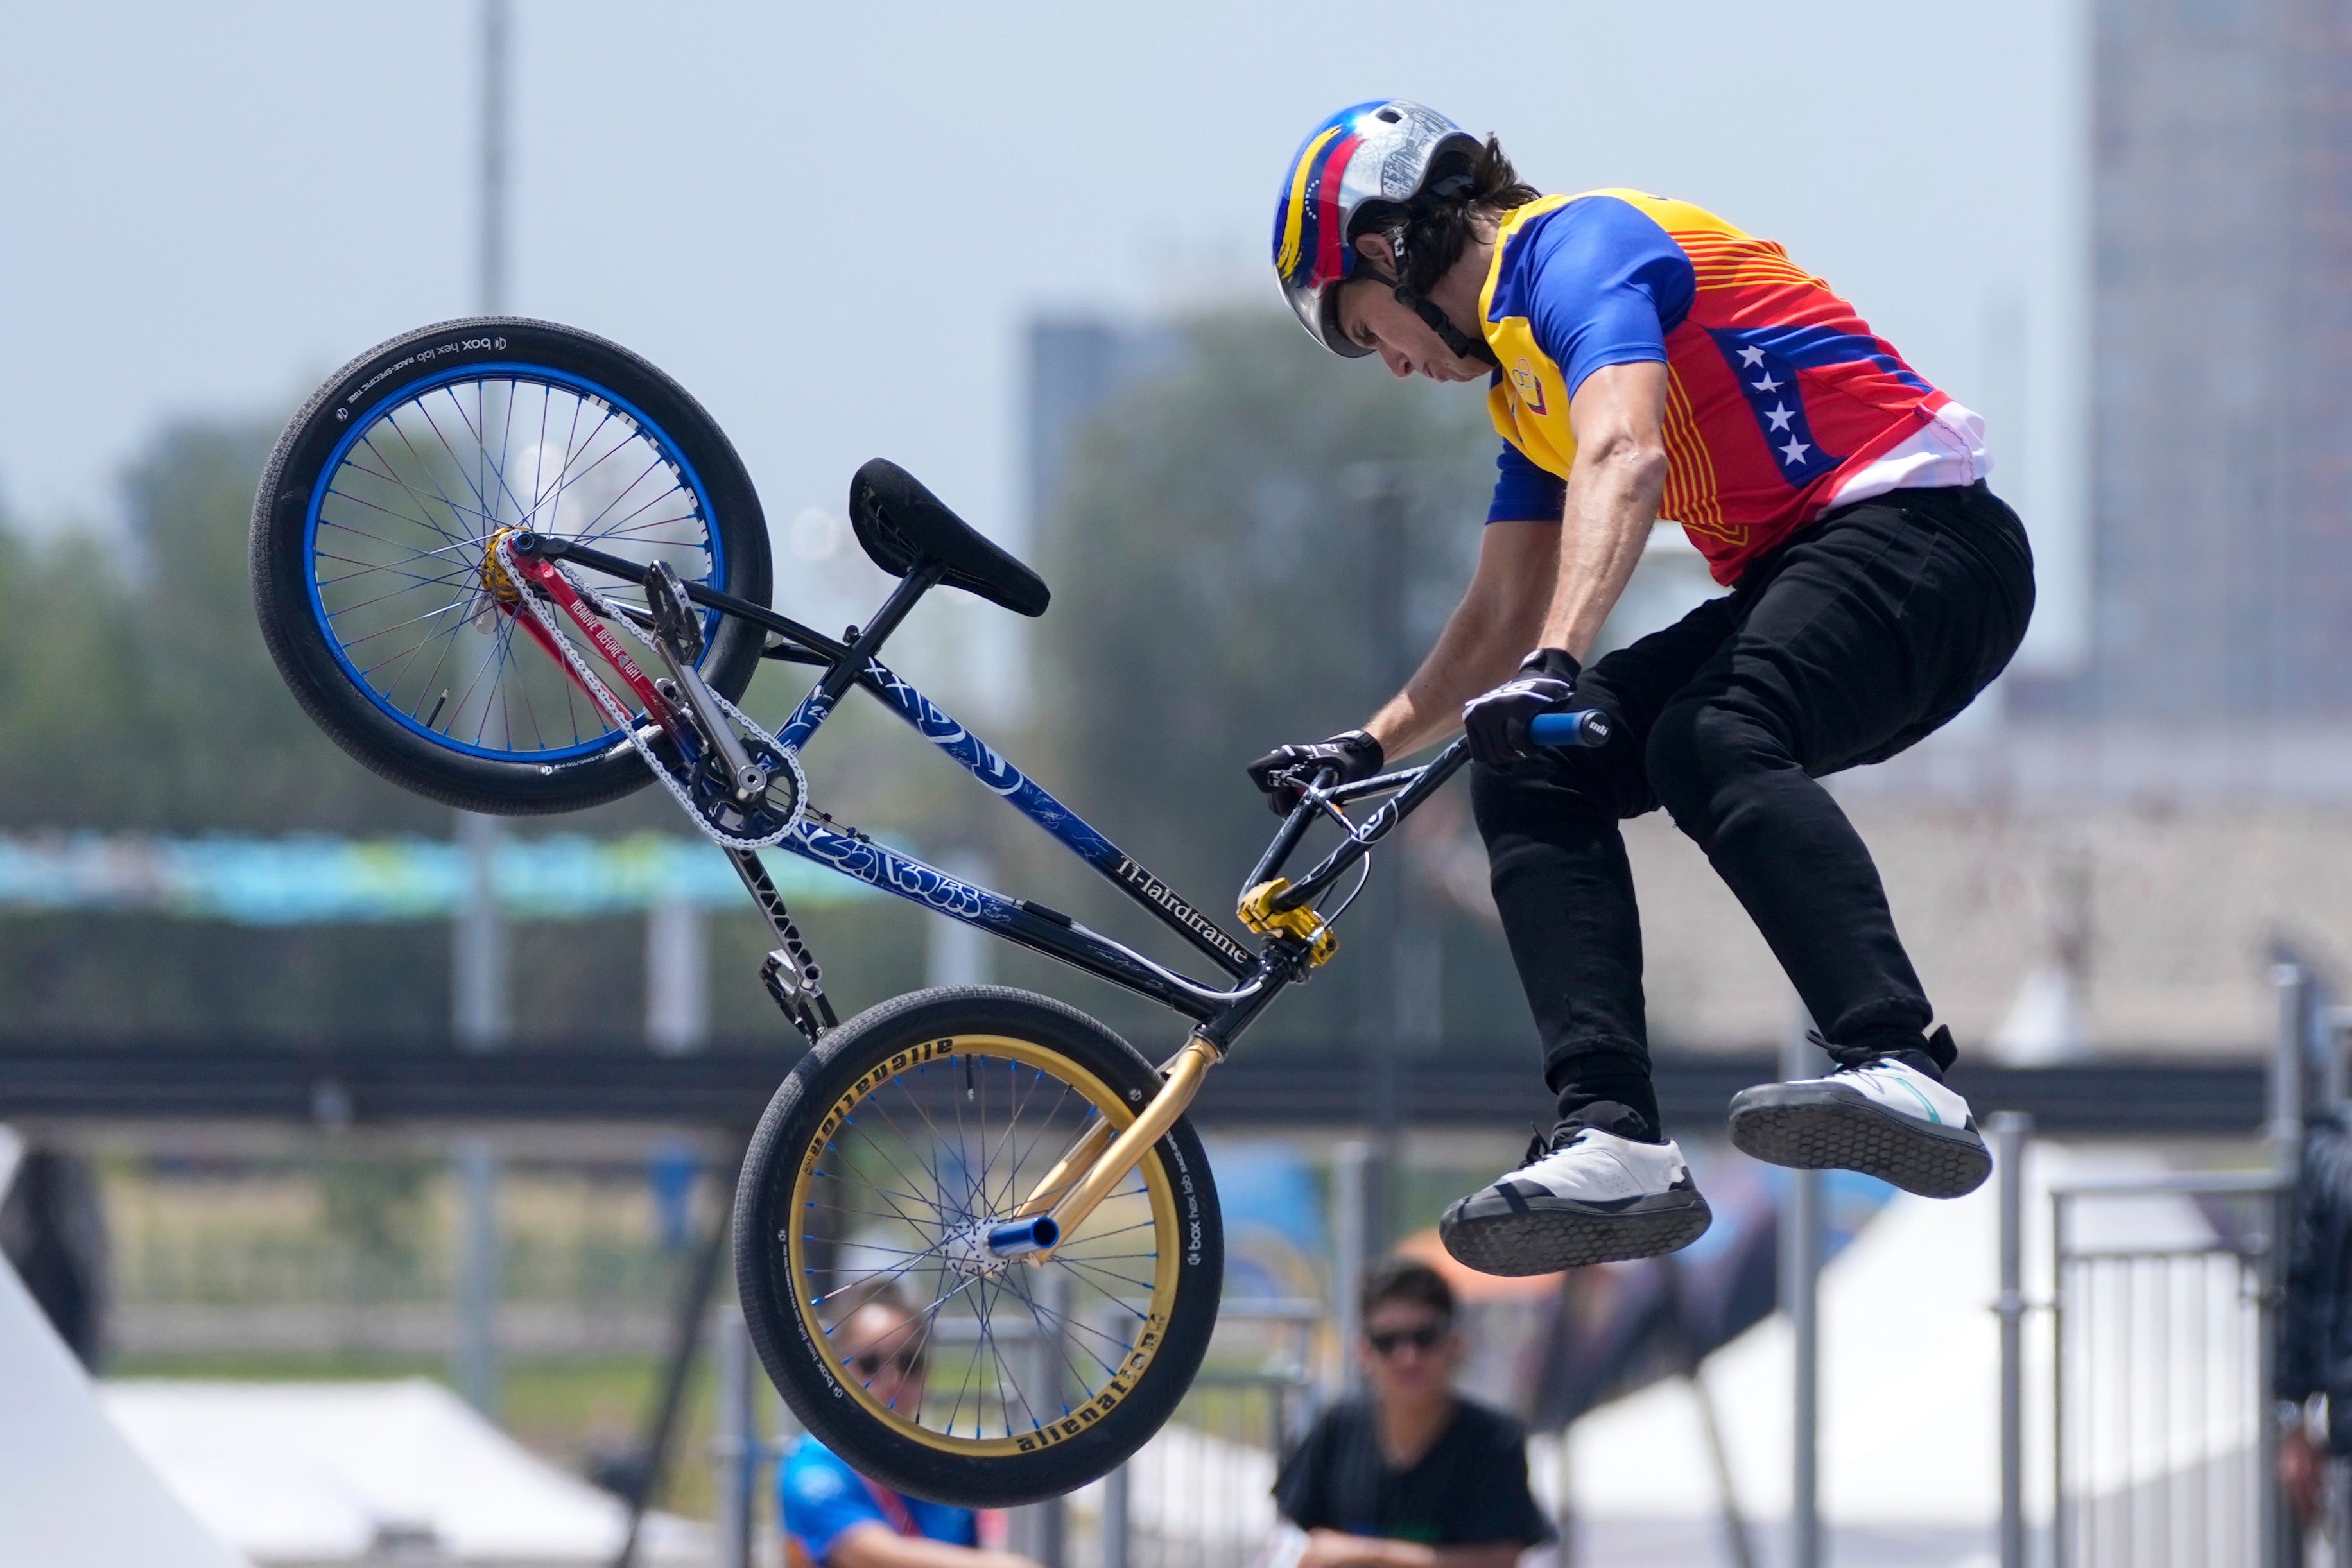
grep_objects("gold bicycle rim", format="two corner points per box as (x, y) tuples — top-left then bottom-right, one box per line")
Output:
(784, 1033), (1184, 1457)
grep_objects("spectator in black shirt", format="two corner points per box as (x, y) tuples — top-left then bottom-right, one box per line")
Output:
(1274, 1259), (1552, 1568)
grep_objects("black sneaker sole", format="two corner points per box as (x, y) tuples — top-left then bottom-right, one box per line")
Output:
(1727, 1083), (1991, 1198)
(1438, 1189), (1713, 1276)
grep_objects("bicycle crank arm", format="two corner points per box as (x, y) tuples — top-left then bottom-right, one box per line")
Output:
(643, 560), (768, 803)
(1023, 1035), (1218, 1259)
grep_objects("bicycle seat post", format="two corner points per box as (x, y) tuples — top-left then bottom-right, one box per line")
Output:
(813, 557), (945, 707)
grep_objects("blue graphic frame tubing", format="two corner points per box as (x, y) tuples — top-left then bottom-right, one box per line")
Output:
(770, 646), (1256, 1023)
(533, 534), (1264, 1023)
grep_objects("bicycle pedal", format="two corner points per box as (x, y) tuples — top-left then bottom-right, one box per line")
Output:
(761, 949), (830, 1046)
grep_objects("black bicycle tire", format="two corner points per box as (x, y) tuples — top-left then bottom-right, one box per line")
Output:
(250, 316), (773, 816)
(733, 986), (1224, 1508)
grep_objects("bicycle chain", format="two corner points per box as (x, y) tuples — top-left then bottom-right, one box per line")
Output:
(496, 537), (808, 853)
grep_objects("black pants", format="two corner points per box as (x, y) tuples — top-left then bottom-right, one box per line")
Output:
(1471, 482), (2035, 1142)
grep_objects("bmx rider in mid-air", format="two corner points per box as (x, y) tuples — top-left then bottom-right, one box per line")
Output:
(1247, 99), (2034, 1276)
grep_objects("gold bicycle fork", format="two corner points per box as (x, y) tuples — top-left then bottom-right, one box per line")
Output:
(988, 1035), (1220, 1262)
(985, 880), (1331, 1261)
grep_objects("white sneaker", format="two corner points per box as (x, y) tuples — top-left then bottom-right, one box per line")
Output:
(1439, 1128), (1712, 1276)
(1727, 1042), (1990, 1198)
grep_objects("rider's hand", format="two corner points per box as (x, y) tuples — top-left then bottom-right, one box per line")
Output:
(1245, 730), (1384, 816)
(1462, 648), (1581, 766)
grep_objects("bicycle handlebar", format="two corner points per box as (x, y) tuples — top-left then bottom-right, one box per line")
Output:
(1245, 710), (1609, 921)
(1530, 709), (1613, 748)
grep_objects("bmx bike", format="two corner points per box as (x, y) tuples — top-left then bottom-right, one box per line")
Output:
(250, 316), (1607, 1507)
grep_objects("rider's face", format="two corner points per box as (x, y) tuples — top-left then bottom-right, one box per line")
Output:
(1333, 279), (1488, 383)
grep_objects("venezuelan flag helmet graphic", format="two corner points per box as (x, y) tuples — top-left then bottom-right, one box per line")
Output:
(1272, 99), (1481, 357)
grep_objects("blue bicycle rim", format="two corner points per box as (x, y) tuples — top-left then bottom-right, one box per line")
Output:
(303, 362), (727, 764)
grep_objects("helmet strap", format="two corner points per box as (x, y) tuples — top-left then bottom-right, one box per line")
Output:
(1378, 269), (1497, 368)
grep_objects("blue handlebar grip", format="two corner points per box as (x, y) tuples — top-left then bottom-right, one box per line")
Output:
(1528, 710), (1613, 748)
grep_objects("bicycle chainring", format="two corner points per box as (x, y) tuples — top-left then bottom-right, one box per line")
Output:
(688, 733), (805, 842)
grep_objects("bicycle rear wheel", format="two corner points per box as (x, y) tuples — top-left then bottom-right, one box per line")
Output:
(734, 986), (1224, 1507)
(250, 317), (772, 814)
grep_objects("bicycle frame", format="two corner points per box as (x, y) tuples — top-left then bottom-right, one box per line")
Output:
(513, 533), (1469, 1253)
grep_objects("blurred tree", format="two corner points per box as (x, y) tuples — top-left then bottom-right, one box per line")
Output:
(0, 415), (940, 1042)
(1015, 309), (1534, 1053)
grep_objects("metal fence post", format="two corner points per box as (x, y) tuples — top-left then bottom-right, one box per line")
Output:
(2052, 1190), (2070, 1568)
(2267, 965), (2309, 1568)
(1553, 1429), (1575, 1568)
(453, 1135), (501, 1416)
(1023, 1267), (1068, 1568)
(1779, 1015), (1821, 1568)
(1331, 1141), (1374, 1395)
(1101, 1459), (1130, 1568)
(1991, 1112), (2033, 1568)
(713, 1305), (759, 1568)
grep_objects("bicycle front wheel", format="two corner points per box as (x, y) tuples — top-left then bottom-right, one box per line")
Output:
(250, 317), (772, 814)
(734, 986), (1224, 1508)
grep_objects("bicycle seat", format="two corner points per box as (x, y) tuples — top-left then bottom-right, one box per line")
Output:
(848, 459), (1050, 619)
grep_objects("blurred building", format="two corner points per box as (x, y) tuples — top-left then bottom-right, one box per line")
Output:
(1024, 318), (1182, 551)
(2032, 0), (2352, 723)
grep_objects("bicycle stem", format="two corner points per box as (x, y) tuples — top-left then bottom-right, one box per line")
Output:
(1268, 737), (1473, 913)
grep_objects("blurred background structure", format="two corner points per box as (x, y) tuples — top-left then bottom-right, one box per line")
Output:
(3, 1), (2351, 1565)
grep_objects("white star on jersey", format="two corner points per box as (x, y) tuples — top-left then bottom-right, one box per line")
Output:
(1765, 404), (1795, 432)
(1738, 345), (1767, 368)
(1779, 436), (1812, 466)
(1751, 373), (1781, 393)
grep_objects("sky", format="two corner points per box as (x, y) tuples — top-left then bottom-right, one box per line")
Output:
(0, 0), (2088, 669)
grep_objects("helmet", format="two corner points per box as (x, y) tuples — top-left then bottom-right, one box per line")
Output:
(1272, 99), (1483, 358)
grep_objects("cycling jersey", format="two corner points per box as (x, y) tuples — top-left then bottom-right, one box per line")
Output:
(779, 1436), (977, 1566)
(1480, 191), (1987, 583)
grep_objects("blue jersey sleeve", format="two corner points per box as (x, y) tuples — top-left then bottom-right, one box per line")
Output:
(1492, 195), (1691, 401)
(1486, 442), (1567, 524)
(779, 1441), (888, 1565)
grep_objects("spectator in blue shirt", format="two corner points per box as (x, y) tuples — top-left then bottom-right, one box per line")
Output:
(779, 1289), (1046, 1568)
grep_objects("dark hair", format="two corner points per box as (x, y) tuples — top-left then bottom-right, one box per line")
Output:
(1354, 134), (1541, 297)
(1360, 1257), (1455, 1324)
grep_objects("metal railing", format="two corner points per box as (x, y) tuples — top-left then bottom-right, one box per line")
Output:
(1094, 1301), (1320, 1568)
(1996, 961), (2331, 1568)
(2050, 1171), (2282, 1568)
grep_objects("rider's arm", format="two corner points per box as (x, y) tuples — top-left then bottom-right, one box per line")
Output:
(1299, 1529), (1521, 1568)
(1360, 519), (1559, 759)
(823, 1525), (1039, 1568)
(1360, 361), (1668, 760)
(1534, 358), (1668, 656)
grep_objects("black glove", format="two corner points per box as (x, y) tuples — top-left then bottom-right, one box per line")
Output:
(1462, 648), (1581, 766)
(1245, 730), (1384, 816)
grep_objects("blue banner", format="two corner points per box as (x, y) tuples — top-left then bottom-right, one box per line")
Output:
(0, 832), (874, 925)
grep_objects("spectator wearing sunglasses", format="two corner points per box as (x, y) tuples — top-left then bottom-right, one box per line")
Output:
(1273, 1260), (1550, 1568)
(781, 1288), (1046, 1568)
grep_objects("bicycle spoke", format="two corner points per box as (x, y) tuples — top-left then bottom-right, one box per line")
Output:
(311, 370), (717, 761)
(350, 431), (478, 547)
(1001, 1265), (1123, 1395)
(791, 1029), (1179, 1456)
(1054, 1254), (1159, 1297)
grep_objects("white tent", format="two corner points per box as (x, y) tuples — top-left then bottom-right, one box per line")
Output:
(0, 1123), (254, 1568)
(101, 1378), (711, 1568)
(0, 1119), (707, 1568)
(1550, 1142), (2221, 1567)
